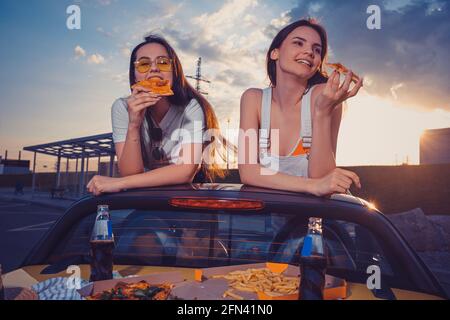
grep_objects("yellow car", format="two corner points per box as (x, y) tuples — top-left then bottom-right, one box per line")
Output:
(4, 184), (447, 300)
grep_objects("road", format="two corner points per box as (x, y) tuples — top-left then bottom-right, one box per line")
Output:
(0, 199), (65, 273)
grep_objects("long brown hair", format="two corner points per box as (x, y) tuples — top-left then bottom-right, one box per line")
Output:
(129, 35), (231, 181)
(267, 18), (329, 88)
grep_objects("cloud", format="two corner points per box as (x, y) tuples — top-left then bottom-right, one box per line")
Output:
(161, 2), (184, 19)
(284, 0), (450, 111)
(121, 47), (131, 57)
(191, 0), (258, 41)
(88, 54), (106, 64)
(141, 1), (185, 22)
(263, 10), (292, 40)
(163, 27), (227, 64)
(158, 1), (270, 68)
(112, 72), (128, 85)
(97, 0), (112, 5)
(74, 45), (106, 65)
(96, 27), (113, 38)
(125, 0), (273, 126)
(213, 69), (259, 88)
(74, 45), (86, 58)
(390, 82), (404, 100)
(270, 10), (292, 28)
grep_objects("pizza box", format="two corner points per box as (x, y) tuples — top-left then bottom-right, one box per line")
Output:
(176, 262), (348, 300)
(78, 271), (186, 299)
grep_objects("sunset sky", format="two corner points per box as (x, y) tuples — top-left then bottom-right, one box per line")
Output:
(0, 0), (449, 171)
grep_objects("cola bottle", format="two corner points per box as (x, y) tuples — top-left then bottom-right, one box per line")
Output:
(89, 205), (115, 282)
(299, 217), (327, 300)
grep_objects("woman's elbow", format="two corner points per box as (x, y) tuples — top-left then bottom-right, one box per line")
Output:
(238, 165), (254, 185)
(178, 165), (198, 184)
(182, 173), (195, 184)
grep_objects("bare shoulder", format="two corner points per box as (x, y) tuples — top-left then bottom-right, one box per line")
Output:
(240, 88), (263, 128)
(241, 88), (262, 104)
(241, 88), (263, 114)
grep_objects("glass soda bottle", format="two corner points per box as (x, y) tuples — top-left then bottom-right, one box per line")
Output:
(89, 205), (115, 282)
(299, 217), (327, 300)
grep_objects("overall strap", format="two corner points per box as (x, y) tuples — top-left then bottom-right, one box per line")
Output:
(300, 86), (314, 149)
(259, 87), (272, 152)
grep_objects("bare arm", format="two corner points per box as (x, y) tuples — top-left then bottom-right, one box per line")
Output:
(331, 104), (342, 156)
(115, 127), (145, 176)
(114, 87), (162, 177)
(119, 142), (201, 188)
(87, 142), (202, 196)
(308, 84), (342, 178)
(237, 88), (360, 197)
(238, 89), (316, 194)
(309, 70), (361, 178)
(120, 163), (198, 189)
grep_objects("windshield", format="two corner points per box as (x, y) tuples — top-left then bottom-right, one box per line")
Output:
(49, 207), (399, 287)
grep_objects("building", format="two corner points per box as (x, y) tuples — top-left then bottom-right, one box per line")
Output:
(420, 128), (450, 165)
(0, 157), (31, 174)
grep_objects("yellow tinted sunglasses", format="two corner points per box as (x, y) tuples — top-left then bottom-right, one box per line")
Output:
(134, 56), (172, 73)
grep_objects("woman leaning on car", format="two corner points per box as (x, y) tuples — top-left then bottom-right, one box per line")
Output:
(238, 18), (363, 196)
(87, 35), (229, 196)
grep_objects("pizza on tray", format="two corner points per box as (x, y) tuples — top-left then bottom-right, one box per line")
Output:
(86, 280), (173, 300)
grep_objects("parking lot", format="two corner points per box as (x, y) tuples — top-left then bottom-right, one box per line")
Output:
(0, 199), (65, 272)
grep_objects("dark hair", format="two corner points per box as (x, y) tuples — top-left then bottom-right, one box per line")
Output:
(266, 18), (329, 87)
(129, 34), (231, 181)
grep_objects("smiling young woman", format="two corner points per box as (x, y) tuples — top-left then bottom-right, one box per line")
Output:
(87, 35), (230, 196)
(238, 18), (364, 197)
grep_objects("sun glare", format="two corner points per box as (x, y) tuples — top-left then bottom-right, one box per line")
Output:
(337, 90), (450, 166)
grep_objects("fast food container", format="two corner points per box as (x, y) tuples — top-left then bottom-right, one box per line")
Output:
(78, 271), (185, 299)
(190, 262), (348, 300)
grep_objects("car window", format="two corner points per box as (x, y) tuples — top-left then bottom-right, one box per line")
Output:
(49, 208), (394, 283)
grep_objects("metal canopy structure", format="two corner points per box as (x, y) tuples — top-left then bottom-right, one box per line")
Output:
(23, 133), (115, 159)
(23, 133), (116, 196)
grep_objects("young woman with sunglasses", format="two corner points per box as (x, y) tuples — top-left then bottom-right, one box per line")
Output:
(238, 19), (364, 196)
(87, 35), (227, 196)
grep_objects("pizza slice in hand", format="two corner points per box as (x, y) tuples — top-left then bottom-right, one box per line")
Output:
(132, 77), (174, 96)
(325, 62), (360, 83)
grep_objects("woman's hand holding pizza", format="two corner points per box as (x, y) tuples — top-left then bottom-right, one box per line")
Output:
(126, 86), (161, 129)
(314, 69), (363, 119)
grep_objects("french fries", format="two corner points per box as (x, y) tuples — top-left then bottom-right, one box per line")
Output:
(213, 268), (299, 299)
(223, 289), (244, 300)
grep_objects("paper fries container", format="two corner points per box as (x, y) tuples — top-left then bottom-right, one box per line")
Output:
(194, 262), (347, 300)
(194, 262), (287, 281)
(78, 271), (185, 298)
